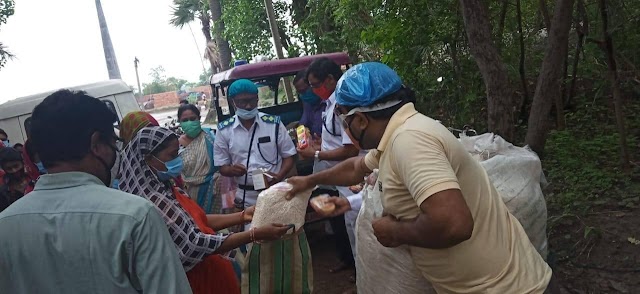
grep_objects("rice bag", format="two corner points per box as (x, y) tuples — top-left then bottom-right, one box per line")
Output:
(251, 182), (313, 233)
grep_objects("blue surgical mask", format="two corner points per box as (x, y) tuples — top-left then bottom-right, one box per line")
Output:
(154, 156), (183, 181)
(300, 88), (321, 105)
(236, 107), (259, 120)
(2, 140), (9, 147)
(35, 161), (47, 174)
(111, 178), (120, 190)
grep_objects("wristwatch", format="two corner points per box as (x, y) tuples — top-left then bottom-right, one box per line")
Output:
(314, 150), (320, 161)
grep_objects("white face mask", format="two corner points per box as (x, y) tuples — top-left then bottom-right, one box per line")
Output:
(236, 107), (258, 120)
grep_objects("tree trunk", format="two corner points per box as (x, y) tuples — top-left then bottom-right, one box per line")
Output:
(209, 0), (232, 71)
(459, 0), (515, 142)
(599, 0), (630, 170)
(539, 0), (552, 30)
(525, 0), (574, 154)
(497, 0), (509, 53)
(516, 0), (530, 125)
(566, 0), (588, 106)
(556, 38), (569, 130)
(95, 0), (121, 79)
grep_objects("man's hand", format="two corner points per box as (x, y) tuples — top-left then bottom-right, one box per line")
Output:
(312, 196), (351, 218)
(285, 176), (314, 200)
(243, 206), (255, 222)
(221, 164), (247, 177)
(310, 134), (322, 150)
(296, 145), (318, 160)
(264, 172), (281, 185)
(372, 214), (403, 248)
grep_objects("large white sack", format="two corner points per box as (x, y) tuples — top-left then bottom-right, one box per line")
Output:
(355, 170), (436, 294)
(251, 182), (312, 233)
(460, 133), (549, 259)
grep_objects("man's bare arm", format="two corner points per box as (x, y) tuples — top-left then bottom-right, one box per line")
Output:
(384, 189), (474, 249)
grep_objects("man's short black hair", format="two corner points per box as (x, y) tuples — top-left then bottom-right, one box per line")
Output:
(12, 143), (23, 149)
(178, 104), (201, 119)
(0, 129), (7, 138)
(0, 147), (22, 166)
(293, 69), (307, 84)
(31, 89), (117, 167)
(306, 58), (342, 82)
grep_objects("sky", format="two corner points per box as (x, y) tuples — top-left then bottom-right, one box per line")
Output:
(0, 0), (208, 103)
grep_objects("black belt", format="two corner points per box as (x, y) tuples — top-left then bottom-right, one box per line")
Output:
(238, 184), (256, 191)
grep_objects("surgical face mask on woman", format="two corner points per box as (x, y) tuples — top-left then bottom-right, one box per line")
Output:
(180, 120), (202, 138)
(236, 107), (259, 120)
(153, 156), (184, 181)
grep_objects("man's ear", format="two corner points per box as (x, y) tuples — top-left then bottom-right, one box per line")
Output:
(354, 113), (369, 131)
(89, 132), (102, 155)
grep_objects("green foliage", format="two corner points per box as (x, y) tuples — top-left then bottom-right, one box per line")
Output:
(545, 98), (640, 212)
(222, 0), (273, 61)
(170, 0), (209, 28)
(143, 66), (192, 95)
(0, 0), (15, 69)
(199, 68), (213, 86)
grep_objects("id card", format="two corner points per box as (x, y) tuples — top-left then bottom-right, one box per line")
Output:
(251, 169), (268, 190)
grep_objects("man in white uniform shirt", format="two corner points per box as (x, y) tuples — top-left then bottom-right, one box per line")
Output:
(214, 79), (297, 214)
(298, 58), (365, 276)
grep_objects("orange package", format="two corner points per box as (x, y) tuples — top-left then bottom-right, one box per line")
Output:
(296, 125), (310, 149)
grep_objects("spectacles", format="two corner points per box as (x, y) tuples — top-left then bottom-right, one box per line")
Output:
(309, 77), (329, 89)
(333, 107), (352, 130)
(233, 97), (258, 109)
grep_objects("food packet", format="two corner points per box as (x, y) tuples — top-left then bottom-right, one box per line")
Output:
(310, 194), (336, 215)
(251, 182), (313, 233)
(296, 125), (310, 149)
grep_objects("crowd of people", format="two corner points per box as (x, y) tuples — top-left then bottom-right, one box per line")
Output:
(0, 59), (558, 294)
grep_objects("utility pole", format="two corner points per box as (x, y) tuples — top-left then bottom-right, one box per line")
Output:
(263, 0), (294, 102)
(134, 57), (143, 97)
(95, 0), (121, 79)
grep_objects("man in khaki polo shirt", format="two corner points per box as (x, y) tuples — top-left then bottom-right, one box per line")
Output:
(287, 62), (557, 293)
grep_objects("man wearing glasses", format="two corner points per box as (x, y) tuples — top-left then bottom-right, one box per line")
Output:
(214, 79), (297, 218)
(297, 58), (366, 278)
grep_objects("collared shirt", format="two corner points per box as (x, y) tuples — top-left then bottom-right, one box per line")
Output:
(320, 94), (352, 153)
(0, 172), (192, 294)
(364, 103), (551, 294)
(315, 94), (367, 194)
(214, 112), (297, 205)
(299, 101), (326, 136)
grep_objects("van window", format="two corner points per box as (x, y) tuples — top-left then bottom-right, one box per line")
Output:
(103, 100), (120, 129)
(24, 117), (32, 136)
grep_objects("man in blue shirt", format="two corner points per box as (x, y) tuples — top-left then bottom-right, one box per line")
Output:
(294, 69), (325, 137)
(0, 90), (191, 293)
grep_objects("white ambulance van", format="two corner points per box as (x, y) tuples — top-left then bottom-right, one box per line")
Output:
(0, 80), (140, 145)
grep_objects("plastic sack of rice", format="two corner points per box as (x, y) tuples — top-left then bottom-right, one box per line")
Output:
(459, 133), (549, 259)
(251, 182), (313, 233)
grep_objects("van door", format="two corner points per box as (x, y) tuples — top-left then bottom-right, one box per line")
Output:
(18, 115), (32, 143)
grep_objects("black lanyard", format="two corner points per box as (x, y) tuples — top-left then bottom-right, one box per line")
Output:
(323, 112), (339, 137)
(241, 124), (259, 211)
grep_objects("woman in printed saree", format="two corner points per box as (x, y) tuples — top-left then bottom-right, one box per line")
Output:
(178, 104), (221, 214)
(118, 126), (290, 294)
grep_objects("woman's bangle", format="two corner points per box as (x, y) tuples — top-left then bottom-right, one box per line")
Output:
(249, 227), (256, 243)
